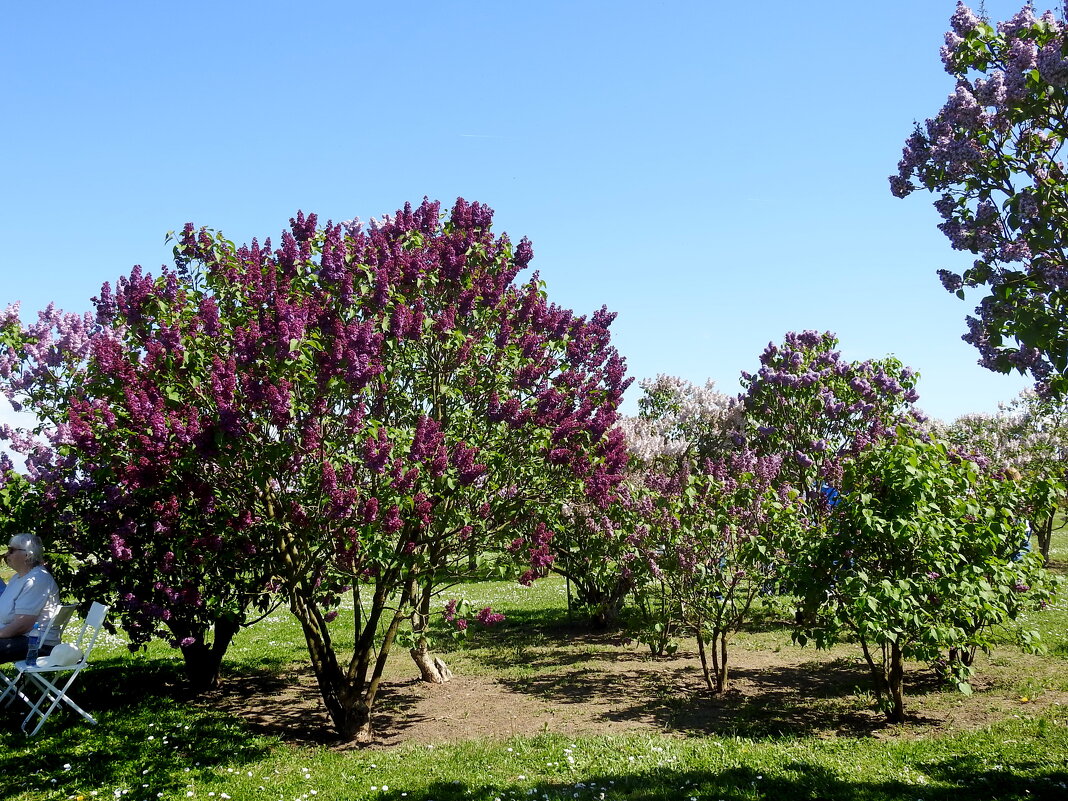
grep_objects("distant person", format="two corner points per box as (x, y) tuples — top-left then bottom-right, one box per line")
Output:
(0, 533), (60, 663)
(819, 483), (841, 509)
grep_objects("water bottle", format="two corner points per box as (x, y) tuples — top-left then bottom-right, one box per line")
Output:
(26, 622), (41, 665)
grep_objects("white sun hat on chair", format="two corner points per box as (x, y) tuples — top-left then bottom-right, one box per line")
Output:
(36, 642), (83, 667)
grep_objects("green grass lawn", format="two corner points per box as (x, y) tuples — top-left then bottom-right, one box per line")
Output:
(2, 545), (1068, 800)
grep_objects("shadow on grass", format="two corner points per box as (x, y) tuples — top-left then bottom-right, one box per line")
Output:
(491, 603), (576, 628)
(200, 666), (429, 749)
(1, 651), (429, 761)
(466, 616), (634, 652)
(473, 641), (641, 673)
(0, 656), (272, 800)
(373, 760), (1068, 801)
(497, 656), (935, 739)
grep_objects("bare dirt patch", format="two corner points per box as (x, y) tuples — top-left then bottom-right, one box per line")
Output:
(200, 631), (1068, 750)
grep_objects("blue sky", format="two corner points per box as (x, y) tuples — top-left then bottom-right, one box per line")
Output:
(0, 0), (1046, 427)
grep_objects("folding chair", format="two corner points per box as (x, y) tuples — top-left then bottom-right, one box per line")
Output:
(0, 603), (77, 708)
(11, 602), (110, 736)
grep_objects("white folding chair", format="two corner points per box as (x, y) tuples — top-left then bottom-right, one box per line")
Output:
(0, 603), (77, 708)
(13, 602), (110, 736)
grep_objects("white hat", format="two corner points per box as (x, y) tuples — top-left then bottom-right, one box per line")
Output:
(35, 643), (83, 668)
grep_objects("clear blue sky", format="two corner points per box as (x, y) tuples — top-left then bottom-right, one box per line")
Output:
(0, 0), (1045, 427)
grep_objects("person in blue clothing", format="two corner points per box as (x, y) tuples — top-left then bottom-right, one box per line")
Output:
(0, 533), (60, 663)
(820, 483), (841, 509)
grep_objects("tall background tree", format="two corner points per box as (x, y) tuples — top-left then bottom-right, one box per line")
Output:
(940, 390), (1068, 562)
(892, 2), (1068, 396)
(619, 374), (742, 464)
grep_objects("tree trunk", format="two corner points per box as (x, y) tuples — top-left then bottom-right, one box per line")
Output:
(290, 587), (397, 742)
(948, 644), (977, 668)
(313, 675), (375, 742)
(558, 572), (631, 629)
(696, 630), (714, 691)
(276, 518), (412, 741)
(410, 644), (453, 683)
(1033, 514), (1054, 565)
(886, 641), (906, 723)
(696, 627), (729, 693)
(859, 638), (888, 706)
(174, 615), (241, 692)
(178, 642), (222, 691)
(715, 631), (729, 693)
(409, 580), (452, 683)
(468, 539), (479, 573)
(590, 586), (628, 629)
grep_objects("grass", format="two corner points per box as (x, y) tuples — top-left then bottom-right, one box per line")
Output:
(2, 538), (1068, 800)
(4, 710), (1068, 800)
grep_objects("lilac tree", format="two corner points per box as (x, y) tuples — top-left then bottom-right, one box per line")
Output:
(549, 375), (742, 629)
(943, 390), (1068, 561)
(1, 286), (291, 690)
(0, 198), (631, 740)
(640, 452), (799, 692)
(891, 2), (1068, 396)
(739, 331), (921, 519)
(792, 430), (1058, 722)
(618, 375), (742, 464)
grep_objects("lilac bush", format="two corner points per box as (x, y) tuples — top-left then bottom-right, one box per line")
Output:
(892, 2), (1068, 396)
(791, 429), (1058, 722)
(549, 488), (648, 628)
(740, 330), (921, 520)
(549, 375), (742, 629)
(0, 296), (265, 688)
(638, 451), (799, 692)
(0, 198), (631, 740)
(941, 390), (1068, 561)
(611, 374), (800, 683)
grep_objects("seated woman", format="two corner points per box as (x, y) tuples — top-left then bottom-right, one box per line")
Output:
(0, 533), (60, 663)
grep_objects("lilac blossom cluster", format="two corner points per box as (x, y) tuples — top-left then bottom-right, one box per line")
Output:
(938, 389), (1068, 491)
(617, 375), (743, 464)
(440, 598), (504, 632)
(645, 448), (793, 577)
(0, 302), (97, 483)
(740, 331), (922, 513)
(891, 2), (1068, 392)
